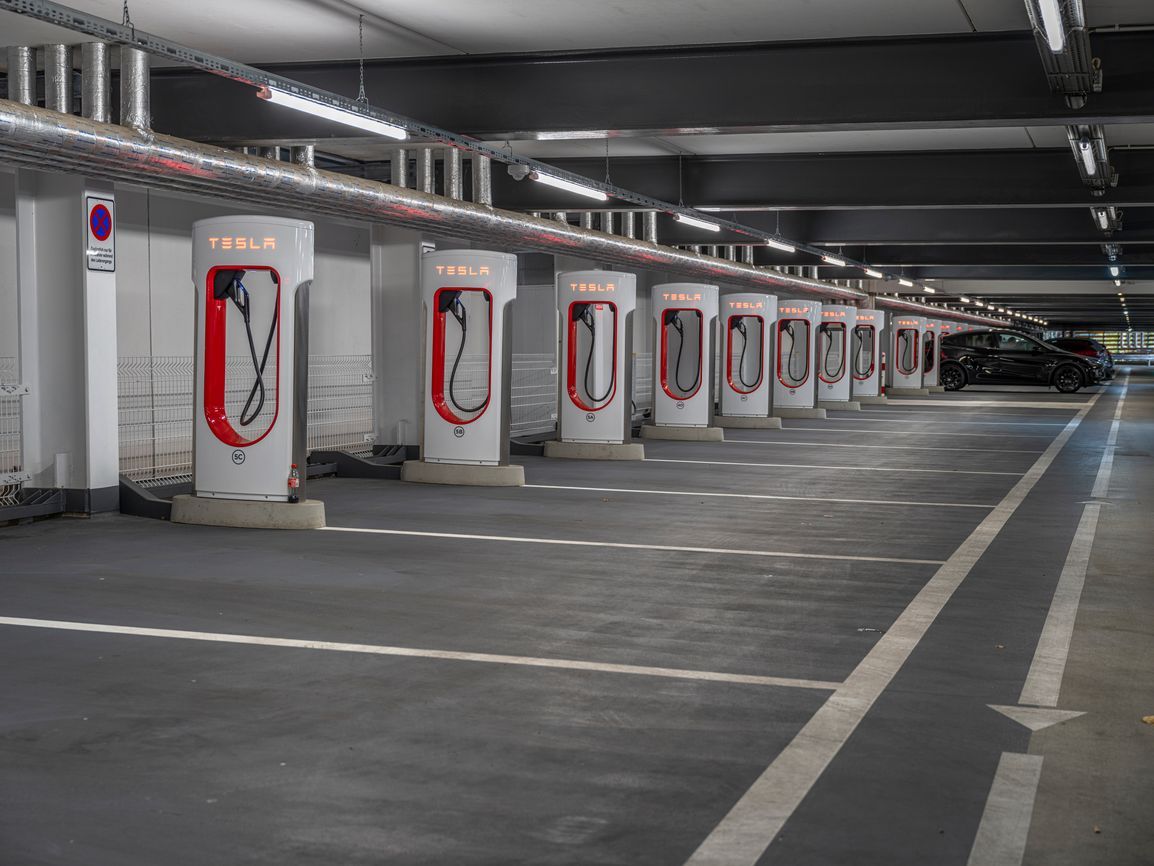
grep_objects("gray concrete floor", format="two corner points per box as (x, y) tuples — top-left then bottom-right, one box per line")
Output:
(0, 375), (1149, 865)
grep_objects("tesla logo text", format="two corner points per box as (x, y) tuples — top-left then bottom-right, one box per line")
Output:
(571, 282), (615, 292)
(435, 265), (490, 276)
(208, 236), (277, 250)
(897, 319), (919, 326)
(858, 314), (877, 321)
(663, 292), (702, 302)
(728, 301), (764, 310)
(822, 310), (847, 318)
(781, 306), (810, 315)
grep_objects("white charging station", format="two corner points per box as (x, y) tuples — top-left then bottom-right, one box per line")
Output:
(889, 314), (926, 393)
(851, 309), (886, 404)
(773, 298), (825, 418)
(545, 270), (643, 460)
(172, 215), (324, 530)
(717, 292), (779, 428)
(922, 318), (942, 389)
(817, 304), (859, 410)
(402, 249), (524, 486)
(642, 283), (723, 441)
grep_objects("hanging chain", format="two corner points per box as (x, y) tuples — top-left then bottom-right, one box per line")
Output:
(356, 14), (368, 103)
(122, 0), (135, 40)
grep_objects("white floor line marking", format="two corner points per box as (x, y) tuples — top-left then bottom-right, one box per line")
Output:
(645, 457), (1021, 477)
(783, 427), (1052, 440)
(1018, 504), (1101, 708)
(879, 400), (1087, 410)
(720, 439), (1042, 455)
(965, 753), (1045, 866)
(0, 616), (842, 691)
(523, 484), (994, 509)
(320, 526), (947, 566)
(1091, 372), (1128, 499)
(830, 417), (1067, 427)
(1019, 372), (1127, 706)
(684, 391), (1100, 866)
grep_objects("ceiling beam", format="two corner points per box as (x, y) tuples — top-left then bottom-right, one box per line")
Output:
(149, 31), (1154, 142)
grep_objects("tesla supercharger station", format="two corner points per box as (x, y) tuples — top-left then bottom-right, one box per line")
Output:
(851, 309), (886, 404)
(889, 314), (926, 392)
(817, 304), (859, 410)
(717, 292), (779, 428)
(171, 215), (324, 530)
(922, 319), (942, 389)
(544, 270), (643, 460)
(773, 299), (824, 418)
(401, 249), (524, 486)
(642, 283), (723, 441)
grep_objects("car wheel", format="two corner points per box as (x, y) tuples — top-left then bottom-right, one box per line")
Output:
(940, 362), (966, 391)
(1053, 365), (1084, 393)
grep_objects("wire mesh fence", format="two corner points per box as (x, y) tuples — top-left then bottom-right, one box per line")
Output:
(0, 357), (25, 505)
(118, 355), (376, 482)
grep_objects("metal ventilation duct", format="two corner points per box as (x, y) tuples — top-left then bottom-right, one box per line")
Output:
(0, 99), (1001, 325)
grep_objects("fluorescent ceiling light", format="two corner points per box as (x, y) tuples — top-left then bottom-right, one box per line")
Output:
(1037, 0), (1066, 52)
(1115, 279), (1123, 287)
(960, 296), (972, 303)
(530, 171), (608, 201)
(1078, 138), (1097, 177)
(975, 301), (986, 307)
(923, 286), (936, 294)
(674, 213), (721, 232)
(1096, 209), (1110, 230)
(258, 86), (407, 140)
(821, 254), (848, 267)
(1109, 266), (1120, 277)
(766, 238), (796, 253)
(898, 278), (913, 288)
(864, 268), (884, 279)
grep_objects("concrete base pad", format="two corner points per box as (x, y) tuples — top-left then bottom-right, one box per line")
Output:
(401, 460), (525, 487)
(772, 407), (828, 419)
(855, 394), (888, 405)
(543, 440), (645, 461)
(714, 415), (783, 429)
(640, 424), (725, 442)
(887, 387), (931, 397)
(928, 385), (946, 393)
(171, 495), (326, 530)
(819, 400), (861, 412)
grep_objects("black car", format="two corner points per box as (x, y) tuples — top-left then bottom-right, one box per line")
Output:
(1049, 337), (1115, 380)
(939, 329), (1101, 393)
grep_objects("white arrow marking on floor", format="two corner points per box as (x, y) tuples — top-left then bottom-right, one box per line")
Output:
(987, 705), (1086, 732)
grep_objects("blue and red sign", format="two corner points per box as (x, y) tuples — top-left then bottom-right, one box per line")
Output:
(89, 203), (112, 241)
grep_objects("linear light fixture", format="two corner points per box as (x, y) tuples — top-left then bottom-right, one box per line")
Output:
(674, 213), (721, 232)
(530, 171), (608, 201)
(821, 254), (848, 267)
(1109, 265), (1120, 277)
(1115, 279), (1123, 287)
(923, 286), (936, 294)
(1078, 138), (1097, 177)
(864, 268), (884, 279)
(258, 86), (407, 140)
(975, 301), (986, 307)
(766, 238), (796, 253)
(1037, 0), (1066, 52)
(960, 296), (973, 303)
(898, 278), (913, 288)
(1096, 209), (1110, 230)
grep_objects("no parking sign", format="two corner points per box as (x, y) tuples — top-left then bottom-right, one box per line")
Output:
(86, 195), (115, 272)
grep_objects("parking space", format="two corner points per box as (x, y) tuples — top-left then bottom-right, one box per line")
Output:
(0, 382), (1130, 865)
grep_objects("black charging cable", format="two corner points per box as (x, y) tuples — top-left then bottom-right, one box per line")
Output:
(574, 303), (615, 404)
(821, 323), (845, 380)
(852, 325), (872, 377)
(782, 320), (809, 384)
(899, 330), (916, 373)
(731, 317), (762, 389)
(665, 310), (702, 394)
(440, 291), (489, 415)
(214, 269), (277, 427)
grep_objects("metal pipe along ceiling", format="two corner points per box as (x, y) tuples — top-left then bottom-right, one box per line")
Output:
(0, 99), (1000, 325)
